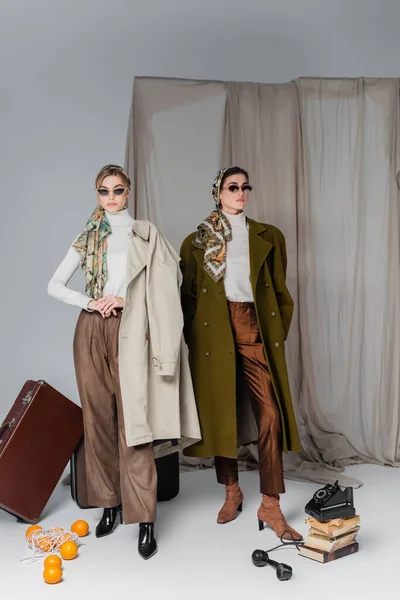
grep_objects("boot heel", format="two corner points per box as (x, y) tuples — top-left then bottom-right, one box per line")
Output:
(95, 505), (122, 538)
(258, 518), (264, 531)
(237, 502), (243, 513)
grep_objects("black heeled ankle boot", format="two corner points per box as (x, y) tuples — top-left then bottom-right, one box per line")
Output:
(138, 522), (157, 560)
(95, 505), (123, 538)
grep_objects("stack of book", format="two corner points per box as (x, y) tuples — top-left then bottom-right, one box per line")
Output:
(298, 515), (360, 563)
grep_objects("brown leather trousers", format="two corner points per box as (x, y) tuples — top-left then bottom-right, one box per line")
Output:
(73, 310), (157, 524)
(215, 301), (285, 495)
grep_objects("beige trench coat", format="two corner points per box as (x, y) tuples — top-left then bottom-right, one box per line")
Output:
(118, 220), (201, 458)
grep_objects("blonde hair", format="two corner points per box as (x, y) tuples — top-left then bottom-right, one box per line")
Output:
(95, 164), (131, 190)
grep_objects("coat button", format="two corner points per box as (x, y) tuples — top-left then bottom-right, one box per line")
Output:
(205, 351), (211, 357)
(203, 288), (208, 294)
(203, 321), (209, 327)
(271, 312), (276, 317)
(274, 342), (280, 348)
(265, 282), (270, 287)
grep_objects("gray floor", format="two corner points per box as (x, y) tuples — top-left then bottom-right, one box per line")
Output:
(1, 463), (397, 599)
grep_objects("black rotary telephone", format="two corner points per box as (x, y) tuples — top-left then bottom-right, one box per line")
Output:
(305, 480), (355, 521)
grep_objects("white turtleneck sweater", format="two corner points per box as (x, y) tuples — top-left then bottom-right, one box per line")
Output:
(223, 210), (254, 302)
(47, 209), (134, 310)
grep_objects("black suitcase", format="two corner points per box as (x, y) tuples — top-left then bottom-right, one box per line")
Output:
(70, 437), (180, 508)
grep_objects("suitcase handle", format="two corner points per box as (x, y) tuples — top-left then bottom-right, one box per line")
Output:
(0, 419), (15, 439)
(0, 390), (33, 443)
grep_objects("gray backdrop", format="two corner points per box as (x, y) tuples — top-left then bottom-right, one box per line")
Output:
(2, 0), (400, 414)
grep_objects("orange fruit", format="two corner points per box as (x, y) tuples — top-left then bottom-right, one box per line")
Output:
(59, 540), (78, 560)
(58, 532), (74, 545)
(49, 527), (64, 534)
(25, 525), (42, 539)
(37, 536), (54, 553)
(44, 555), (62, 569)
(43, 566), (62, 584)
(71, 520), (89, 537)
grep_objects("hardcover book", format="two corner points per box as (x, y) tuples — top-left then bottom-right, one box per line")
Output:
(304, 529), (358, 553)
(299, 542), (359, 563)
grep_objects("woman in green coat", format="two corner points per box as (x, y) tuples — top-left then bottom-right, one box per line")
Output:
(180, 167), (302, 541)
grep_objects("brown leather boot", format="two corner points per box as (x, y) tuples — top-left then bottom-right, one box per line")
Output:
(217, 482), (244, 524)
(257, 494), (303, 541)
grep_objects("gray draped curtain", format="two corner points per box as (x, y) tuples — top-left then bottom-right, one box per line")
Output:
(125, 76), (400, 487)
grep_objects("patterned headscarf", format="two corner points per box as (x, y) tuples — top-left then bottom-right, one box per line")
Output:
(72, 205), (111, 300)
(192, 168), (232, 282)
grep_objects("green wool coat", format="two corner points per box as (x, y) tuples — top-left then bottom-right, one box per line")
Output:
(180, 218), (301, 459)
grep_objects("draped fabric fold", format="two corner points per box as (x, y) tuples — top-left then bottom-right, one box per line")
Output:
(294, 77), (400, 469)
(126, 76), (400, 487)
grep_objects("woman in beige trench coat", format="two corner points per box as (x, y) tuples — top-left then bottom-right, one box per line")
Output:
(48, 164), (200, 560)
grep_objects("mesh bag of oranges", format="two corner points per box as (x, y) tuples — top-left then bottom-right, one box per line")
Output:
(22, 521), (88, 564)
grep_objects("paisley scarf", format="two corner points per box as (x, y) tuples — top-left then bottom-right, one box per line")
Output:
(192, 168), (232, 282)
(72, 205), (111, 300)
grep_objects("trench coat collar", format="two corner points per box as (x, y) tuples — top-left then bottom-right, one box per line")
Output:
(126, 220), (150, 285)
(192, 217), (273, 323)
(132, 219), (150, 241)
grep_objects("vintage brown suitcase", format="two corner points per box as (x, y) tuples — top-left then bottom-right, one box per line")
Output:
(0, 380), (83, 523)
(70, 437), (180, 508)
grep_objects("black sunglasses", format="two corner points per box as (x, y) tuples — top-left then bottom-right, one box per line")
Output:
(224, 184), (253, 193)
(97, 187), (126, 196)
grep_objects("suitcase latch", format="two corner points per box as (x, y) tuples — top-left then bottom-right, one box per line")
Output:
(0, 418), (16, 442)
(22, 391), (32, 404)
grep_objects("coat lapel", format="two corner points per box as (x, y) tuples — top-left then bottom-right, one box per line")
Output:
(193, 248), (230, 323)
(247, 218), (273, 291)
(191, 218), (272, 321)
(126, 220), (150, 286)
